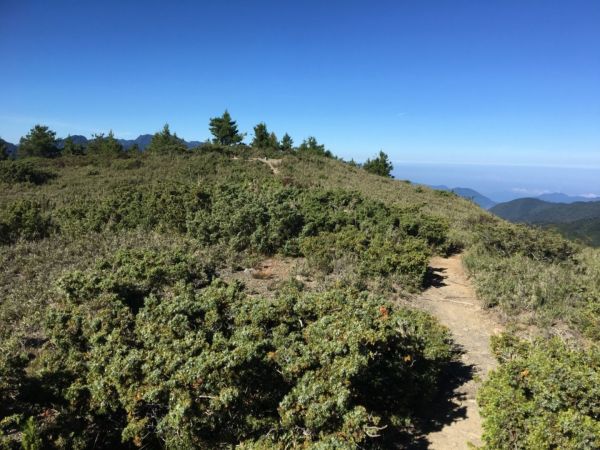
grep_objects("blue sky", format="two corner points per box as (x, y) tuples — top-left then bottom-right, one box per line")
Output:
(1, 0), (599, 171)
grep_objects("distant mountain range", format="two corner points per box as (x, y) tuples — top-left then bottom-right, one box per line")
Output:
(536, 192), (600, 203)
(431, 185), (600, 210)
(431, 185), (497, 209)
(490, 198), (600, 247)
(1, 134), (203, 155)
(55, 134), (203, 150)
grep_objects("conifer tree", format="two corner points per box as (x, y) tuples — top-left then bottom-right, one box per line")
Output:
(208, 110), (243, 145)
(62, 135), (86, 156)
(280, 133), (294, 151)
(363, 151), (393, 177)
(18, 125), (59, 158)
(147, 124), (187, 154)
(251, 123), (278, 149)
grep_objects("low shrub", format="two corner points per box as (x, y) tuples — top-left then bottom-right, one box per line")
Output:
(0, 160), (55, 185)
(479, 335), (600, 449)
(37, 250), (452, 448)
(0, 199), (54, 244)
(475, 221), (575, 263)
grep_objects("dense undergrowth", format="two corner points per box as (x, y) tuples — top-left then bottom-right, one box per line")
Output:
(0, 151), (455, 448)
(1, 150), (599, 448)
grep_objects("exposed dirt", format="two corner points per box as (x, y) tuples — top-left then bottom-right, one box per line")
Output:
(222, 257), (315, 297)
(250, 157), (282, 174)
(409, 254), (503, 449)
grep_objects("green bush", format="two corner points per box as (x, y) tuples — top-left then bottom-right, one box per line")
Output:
(0, 160), (55, 185)
(0, 199), (54, 244)
(0, 338), (28, 416)
(475, 221), (575, 263)
(479, 335), (600, 450)
(38, 250), (452, 448)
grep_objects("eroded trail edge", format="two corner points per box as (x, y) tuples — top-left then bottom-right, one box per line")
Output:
(412, 254), (503, 449)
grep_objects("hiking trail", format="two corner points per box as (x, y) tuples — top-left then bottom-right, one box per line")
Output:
(411, 254), (503, 449)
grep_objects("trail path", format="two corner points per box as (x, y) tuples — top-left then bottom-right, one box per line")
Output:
(250, 157), (282, 174)
(412, 254), (503, 449)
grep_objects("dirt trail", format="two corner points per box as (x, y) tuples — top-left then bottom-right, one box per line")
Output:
(413, 254), (503, 449)
(250, 157), (282, 174)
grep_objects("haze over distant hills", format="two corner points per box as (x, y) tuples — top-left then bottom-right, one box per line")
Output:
(431, 185), (498, 209)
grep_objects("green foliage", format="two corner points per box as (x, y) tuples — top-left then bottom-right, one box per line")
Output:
(40, 250), (451, 448)
(18, 125), (59, 159)
(474, 220), (575, 263)
(298, 136), (332, 157)
(0, 160), (55, 185)
(61, 136), (86, 156)
(280, 133), (293, 151)
(554, 218), (600, 248)
(300, 228), (432, 291)
(251, 122), (278, 150)
(21, 417), (42, 450)
(86, 131), (124, 156)
(479, 335), (600, 450)
(0, 199), (54, 245)
(146, 124), (187, 154)
(0, 338), (28, 415)
(363, 151), (393, 178)
(0, 140), (8, 160)
(209, 110), (244, 145)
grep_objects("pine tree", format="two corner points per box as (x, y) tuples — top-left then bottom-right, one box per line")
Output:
(280, 133), (294, 151)
(362, 151), (393, 177)
(209, 110), (243, 145)
(87, 131), (124, 156)
(147, 124), (187, 154)
(251, 123), (278, 149)
(18, 125), (59, 158)
(62, 135), (85, 156)
(298, 136), (332, 157)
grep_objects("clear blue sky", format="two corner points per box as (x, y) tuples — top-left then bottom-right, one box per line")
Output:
(1, 0), (599, 167)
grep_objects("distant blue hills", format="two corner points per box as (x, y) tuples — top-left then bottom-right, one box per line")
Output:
(1, 134), (203, 156)
(431, 185), (498, 209)
(431, 185), (599, 210)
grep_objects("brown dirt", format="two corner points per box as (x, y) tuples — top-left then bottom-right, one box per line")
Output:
(410, 254), (503, 449)
(222, 257), (315, 297)
(250, 157), (282, 174)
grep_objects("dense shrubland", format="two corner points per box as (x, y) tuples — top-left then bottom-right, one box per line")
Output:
(1, 118), (599, 447)
(1, 245), (452, 448)
(479, 335), (600, 449)
(0, 140), (456, 447)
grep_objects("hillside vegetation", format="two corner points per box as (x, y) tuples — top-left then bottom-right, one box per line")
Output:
(491, 197), (600, 247)
(1, 121), (599, 448)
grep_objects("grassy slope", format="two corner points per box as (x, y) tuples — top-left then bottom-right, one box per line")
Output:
(1, 151), (599, 447)
(2, 152), (598, 339)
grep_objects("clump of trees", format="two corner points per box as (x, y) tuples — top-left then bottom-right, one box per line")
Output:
(9, 112), (341, 161)
(87, 131), (124, 156)
(251, 122), (278, 150)
(147, 124), (187, 154)
(62, 136), (86, 156)
(18, 125), (59, 158)
(298, 136), (332, 157)
(363, 151), (393, 177)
